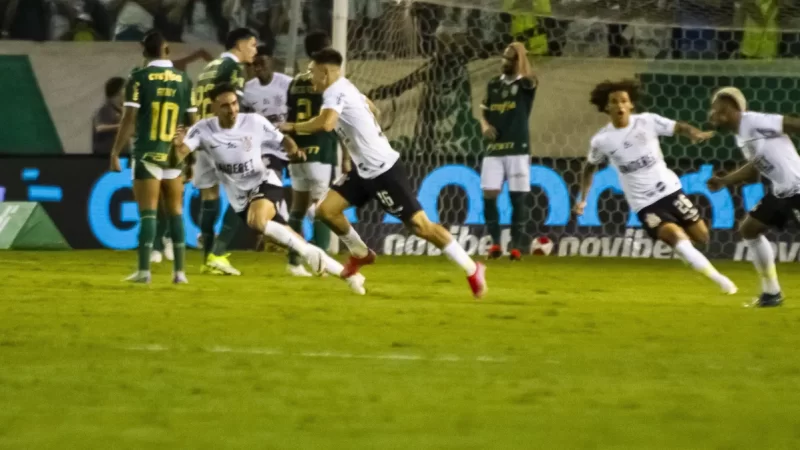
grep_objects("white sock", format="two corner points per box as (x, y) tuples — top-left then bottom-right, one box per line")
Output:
(264, 221), (309, 257)
(339, 226), (369, 258)
(320, 251), (346, 278)
(673, 240), (731, 288)
(306, 202), (318, 221)
(443, 240), (477, 276)
(745, 236), (781, 294)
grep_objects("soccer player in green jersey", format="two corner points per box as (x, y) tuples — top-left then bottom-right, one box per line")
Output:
(110, 30), (197, 284)
(192, 28), (258, 276)
(284, 31), (340, 276)
(480, 42), (538, 261)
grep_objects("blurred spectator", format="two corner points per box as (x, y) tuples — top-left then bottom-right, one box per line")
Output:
(349, 0), (382, 57)
(740, 0), (779, 58)
(1, 0), (51, 40)
(92, 76), (127, 155)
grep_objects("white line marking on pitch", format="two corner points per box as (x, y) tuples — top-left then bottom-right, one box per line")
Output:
(122, 345), (508, 363)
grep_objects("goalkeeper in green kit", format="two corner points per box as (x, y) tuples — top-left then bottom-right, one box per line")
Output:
(480, 42), (537, 261)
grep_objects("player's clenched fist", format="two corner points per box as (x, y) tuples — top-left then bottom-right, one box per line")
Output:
(572, 200), (586, 216)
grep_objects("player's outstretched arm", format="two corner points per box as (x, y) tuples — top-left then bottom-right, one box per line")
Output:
(283, 109), (339, 134)
(169, 126), (192, 167)
(707, 162), (759, 191)
(573, 162), (598, 216)
(781, 116), (800, 135)
(109, 106), (137, 172)
(674, 121), (715, 143)
(281, 135), (306, 161)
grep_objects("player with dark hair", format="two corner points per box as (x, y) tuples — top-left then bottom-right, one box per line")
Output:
(281, 30), (339, 277)
(480, 42), (537, 261)
(110, 30), (196, 284)
(192, 27), (258, 276)
(707, 87), (800, 307)
(171, 83), (367, 294)
(280, 48), (487, 298)
(574, 79), (736, 294)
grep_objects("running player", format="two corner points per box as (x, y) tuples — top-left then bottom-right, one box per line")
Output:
(193, 28), (258, 276)
(171, 83), (366, 294)
(573, 79), (737, 295)
(280, 48), (487, 298)
(480, 42), (537, 261)
(109, 30), (195, 284)
(283, 31), (339, 277)
(707, 86), (800, 307)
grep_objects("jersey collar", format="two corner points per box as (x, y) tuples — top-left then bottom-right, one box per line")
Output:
(500, 74), (522, 84)
(147, 59), (173, 68)
(221, 52), (240, 63)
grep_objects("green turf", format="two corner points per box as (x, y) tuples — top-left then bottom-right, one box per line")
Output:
(1, 251), (799, 449)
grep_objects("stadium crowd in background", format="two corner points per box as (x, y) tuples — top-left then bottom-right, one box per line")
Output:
(3, 0), (800, 60)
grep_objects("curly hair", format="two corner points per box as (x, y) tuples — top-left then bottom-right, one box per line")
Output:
(589, 79), (640, 112)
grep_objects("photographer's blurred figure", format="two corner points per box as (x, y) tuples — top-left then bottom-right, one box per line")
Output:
(92, 77), (127, 155)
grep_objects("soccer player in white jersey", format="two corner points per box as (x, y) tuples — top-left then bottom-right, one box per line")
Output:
(280, 48), (487, 298)
(707, 87), (800, 307)
(574, 79), (737, 295)
(171, 83), (367, 295)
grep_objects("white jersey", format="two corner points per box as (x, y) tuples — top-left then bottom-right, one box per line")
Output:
(184, 113), (284, 212)
(242, 73), (292, 160)
(322, 77), (399, 179)
(736, 112), (800, 198)
(588, 113), (682, 212)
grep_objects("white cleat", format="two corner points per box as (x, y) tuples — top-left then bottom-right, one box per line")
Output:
(124, 271), (151, 284)
(173, 272), (189, 284)
(304, 247), (327, 276)
(346, 273), (366, 295)
(163, 238), (174, 261)
(287, 264), (313, 277)
(720, 277), (738, 295)
(150, 250), (163, 264)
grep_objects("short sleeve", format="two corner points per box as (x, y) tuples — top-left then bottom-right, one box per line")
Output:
(256, 115), (284, 143)
(642, 113), (676, 137)
(184, 122), (204, 152)
(322, 84), (346, 114)
(95, 104), (118, 126)
(123, 74), (140, 108)
(746, 112), (784, 137)
(186, 78), (198, 114)
(587, 136), (606, 164)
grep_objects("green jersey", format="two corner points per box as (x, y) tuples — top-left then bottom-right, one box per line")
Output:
(286, 73), (338, 165)
(194, 55), (245, 119)
(482, 75), (536, 156)
(125, 61), (195, 166)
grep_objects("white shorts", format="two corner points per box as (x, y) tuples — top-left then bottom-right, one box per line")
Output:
(289, 162), (332, 199)
(192, 151), (219, 189)
(480, 155), (531, 192)
(131, 159), (182, 181)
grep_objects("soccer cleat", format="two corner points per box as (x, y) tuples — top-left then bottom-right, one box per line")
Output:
(287, 264), (313, 277)
(206, 253), (241, 276)
(745, 292), (783, 308)
(196, 233), (204, 250)
(124, 271), (151, 284)
(172, 272), (189, 284)
(346, 273), (367, 295)
(467, 263), (487, 299)
(487, 244), (503, 260)
(150, 250), (163, 264)
(163, 238), (174, 261)
(201, 264), (224, 275)
(720, 278), (738, 295)
(341, 249), (377, 278)
(303, 247), (327, 276)
(509, 249), (522, 261)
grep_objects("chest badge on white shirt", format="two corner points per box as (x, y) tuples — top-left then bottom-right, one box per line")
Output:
(242, 136), (252, 152)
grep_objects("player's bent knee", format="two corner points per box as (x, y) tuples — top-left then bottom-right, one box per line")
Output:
(657, 223), (688, 247)
(483, 189), (501, 200)
(739, 217), (765, 240)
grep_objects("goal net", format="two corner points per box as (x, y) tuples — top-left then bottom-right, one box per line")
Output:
(286, 0), (800, 262)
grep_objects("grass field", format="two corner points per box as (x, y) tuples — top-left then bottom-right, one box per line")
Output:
(2, 251), (800, 449)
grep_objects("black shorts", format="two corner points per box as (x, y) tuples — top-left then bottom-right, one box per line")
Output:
(636, 190), (701, 240)
(236, 182), (286, 225)
(331, 161), (422, 223)
(262, 154), (288, 178)
(749, 192), (800, 230)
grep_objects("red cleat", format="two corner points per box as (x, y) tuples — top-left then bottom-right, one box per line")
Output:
(341, 249), (377, 278)
(487, 244), (503, 260)
(509, 248), (522, 261)
(468, 262), (487, 299)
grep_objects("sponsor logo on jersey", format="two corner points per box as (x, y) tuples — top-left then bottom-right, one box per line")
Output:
(148, 70), (183, 82)
(489, 101), (516, 113)
(216, 160), (255, 175)
(618, 154), (657, 174)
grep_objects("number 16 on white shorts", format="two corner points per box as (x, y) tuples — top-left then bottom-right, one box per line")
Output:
(480, 155), (531, 192)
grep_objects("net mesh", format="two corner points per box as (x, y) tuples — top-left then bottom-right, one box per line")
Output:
(289, 0), (800, 260)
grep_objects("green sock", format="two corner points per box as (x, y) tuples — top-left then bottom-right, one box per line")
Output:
(483, 197), (500, 244)
(138, 210), (157, 272)
(313, 219), (331, 252)
(199, 200), (218, 260)
(287, 210), (304, 266)
(169, 214), (185, 272)
(153, 208), (167, 252)
(510, 192), (528, 250)
(212, 206), (241, 257)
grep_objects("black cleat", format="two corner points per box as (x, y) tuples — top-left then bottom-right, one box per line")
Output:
(745, 292), (784, 308)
